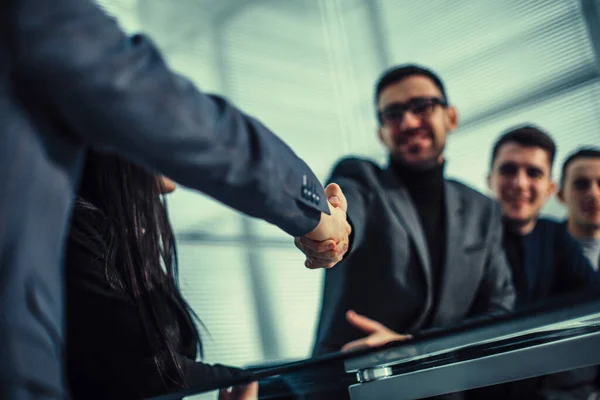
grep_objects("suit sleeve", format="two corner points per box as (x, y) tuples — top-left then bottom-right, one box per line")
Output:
(470, 202), (516, 316)
(97, 354), (252, 399)
(557, 228), (600, 292)
(11, 0), (327, 237)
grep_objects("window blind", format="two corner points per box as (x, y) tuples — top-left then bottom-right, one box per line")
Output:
(85, 3), (600, 394)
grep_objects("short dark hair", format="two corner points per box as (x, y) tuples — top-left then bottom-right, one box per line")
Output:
(374, 64), (447, 107)
(560, 147), (600, 187)
(490, 125), (556, 170)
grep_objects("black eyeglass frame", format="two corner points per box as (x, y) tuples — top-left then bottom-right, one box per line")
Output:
(377, 96), (448, 126)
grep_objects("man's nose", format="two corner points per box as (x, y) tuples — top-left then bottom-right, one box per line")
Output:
(400, 111), (422, 130)
(588, 180), (600, 198)
(510, 169), (528, 190)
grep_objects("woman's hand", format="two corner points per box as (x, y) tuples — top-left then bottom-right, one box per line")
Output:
(218, 381), (258, 400)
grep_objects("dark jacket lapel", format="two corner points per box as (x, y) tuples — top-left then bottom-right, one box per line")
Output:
(431, 181), (466, 324)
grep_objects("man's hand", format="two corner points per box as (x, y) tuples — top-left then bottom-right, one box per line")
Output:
(294, 183), (351, 269)
(218, 382), (258, 400)
(342, 310), (412, 352)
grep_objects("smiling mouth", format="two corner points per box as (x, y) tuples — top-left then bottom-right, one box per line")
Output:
(507, 198), (529, 207)
(396, 130), (432, 146)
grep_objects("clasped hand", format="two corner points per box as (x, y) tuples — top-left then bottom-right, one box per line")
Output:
(294, 183), (351, 269)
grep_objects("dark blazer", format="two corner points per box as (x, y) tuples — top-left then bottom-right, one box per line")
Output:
(1, 1), (328, 397)
(508, 218), (600, 307)
(515, 218), (600, 398)
(65, 237), (249, 400)
(469, 218), (600, 400)
(313, 158), (515, 355)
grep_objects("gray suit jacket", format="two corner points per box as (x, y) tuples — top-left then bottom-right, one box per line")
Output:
(1, 1), (328, 397)
(314, 158), (515, 355)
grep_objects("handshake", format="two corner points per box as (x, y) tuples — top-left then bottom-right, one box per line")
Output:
(293, 183), (412, 351)
(295, 183), (352, 269)
(220, 188), (409, 400)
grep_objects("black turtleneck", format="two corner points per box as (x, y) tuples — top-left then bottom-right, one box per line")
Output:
(502, 226), (527, 308)
(392, 159), (446, 317)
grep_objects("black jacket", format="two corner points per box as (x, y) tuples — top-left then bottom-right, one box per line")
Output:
(504, 218), (600, 307)
(314, 158), (515, 356)
(65, 239), (250, 400)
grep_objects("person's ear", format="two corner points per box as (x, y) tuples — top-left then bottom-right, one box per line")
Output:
(446, 106), (459, 132)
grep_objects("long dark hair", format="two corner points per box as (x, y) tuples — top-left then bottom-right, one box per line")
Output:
(69, 151), (202, 387)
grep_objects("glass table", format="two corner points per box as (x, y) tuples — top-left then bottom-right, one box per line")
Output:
(147, 289), (600, 399)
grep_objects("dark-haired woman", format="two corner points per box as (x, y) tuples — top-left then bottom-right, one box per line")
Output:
(65, 152), (256, 400)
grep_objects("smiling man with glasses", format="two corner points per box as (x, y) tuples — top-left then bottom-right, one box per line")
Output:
(298, 66), (515, 388)
(376, 94), (449, 169)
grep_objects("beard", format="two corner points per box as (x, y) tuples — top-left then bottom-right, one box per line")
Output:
(390, 144), (445, 170)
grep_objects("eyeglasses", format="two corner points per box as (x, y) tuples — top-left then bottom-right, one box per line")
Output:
(377, 97), (447, 126)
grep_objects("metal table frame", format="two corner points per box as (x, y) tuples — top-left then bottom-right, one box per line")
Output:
(347, 297), (600, 400)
